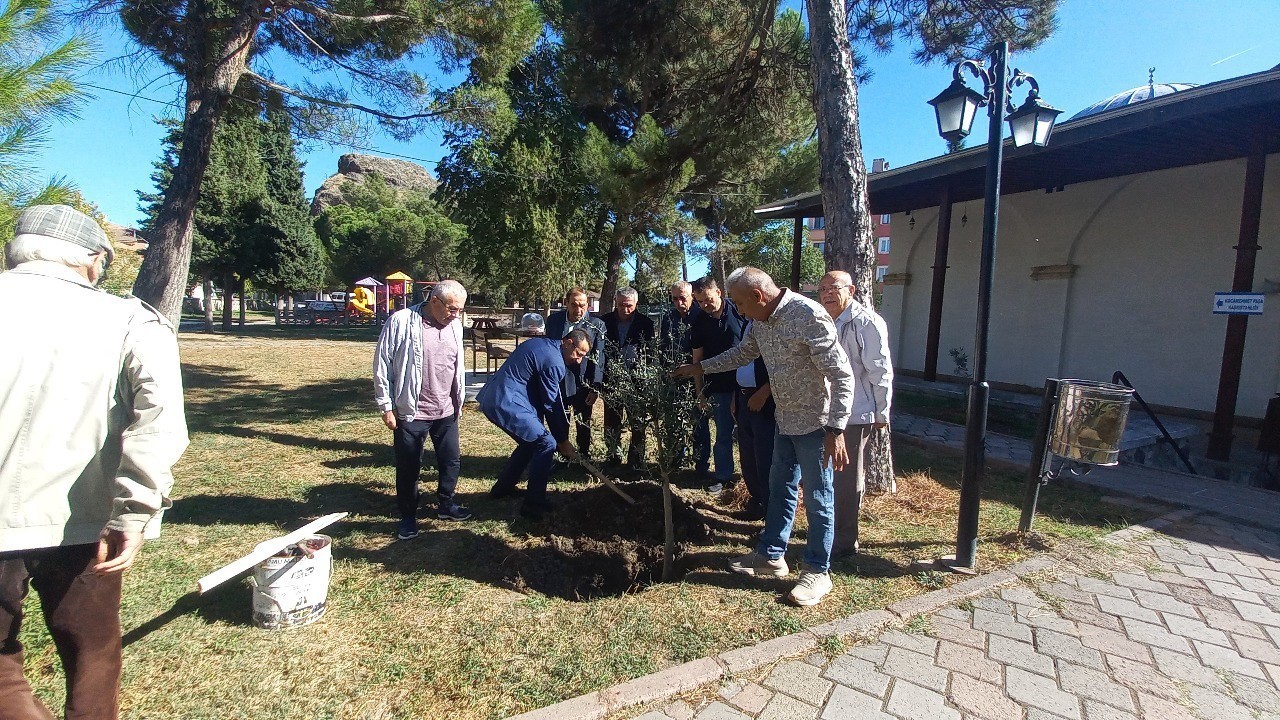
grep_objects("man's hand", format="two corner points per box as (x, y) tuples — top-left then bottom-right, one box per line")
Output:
(824, 432), (849, 472)
(93, 528), (144, 574)
(672, 363), (704, 379)
(382, 411), (398, 431)
(557, 440), (580, 460)
(747, 386), (771, 413)
(585, 390), (599, 406)
(873, 421), (889, 430)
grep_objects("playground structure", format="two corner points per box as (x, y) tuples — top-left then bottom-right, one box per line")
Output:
(276, 271), (425, 326)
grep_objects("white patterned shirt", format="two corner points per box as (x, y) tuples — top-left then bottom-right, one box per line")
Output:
(699, 289), (853, 435)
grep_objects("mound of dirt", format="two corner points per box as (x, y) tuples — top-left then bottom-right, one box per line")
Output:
(501, 481), (711, 600)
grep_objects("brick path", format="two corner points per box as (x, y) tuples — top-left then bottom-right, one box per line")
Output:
(618, 512), (1280, 720)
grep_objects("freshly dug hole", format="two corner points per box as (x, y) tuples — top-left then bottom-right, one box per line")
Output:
(501, 481), (711, 600)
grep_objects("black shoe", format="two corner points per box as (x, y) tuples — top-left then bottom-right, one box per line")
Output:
(396, 518), (419, 541)
(735, 504), (766, 521)
(437, 503), (472, 521)
(490, 484), (524, 499)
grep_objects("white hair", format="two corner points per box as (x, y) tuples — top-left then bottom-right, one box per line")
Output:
(5, 233), (101, 270)
(616, 287), (639, 303)
(429, 279), (468, 303)
(726, 266), (777, 293)
(669, 281), (692, 294)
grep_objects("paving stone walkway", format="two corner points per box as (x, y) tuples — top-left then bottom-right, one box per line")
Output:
(624, 512), (1280, 720)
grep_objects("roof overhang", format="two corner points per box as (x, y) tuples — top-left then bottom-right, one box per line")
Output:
(754, 67), (1280, 220)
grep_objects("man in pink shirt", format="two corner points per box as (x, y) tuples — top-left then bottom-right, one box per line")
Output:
(374, 280), (471, 540)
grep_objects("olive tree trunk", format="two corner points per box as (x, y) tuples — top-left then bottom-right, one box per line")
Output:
(806, 0), (894, 494)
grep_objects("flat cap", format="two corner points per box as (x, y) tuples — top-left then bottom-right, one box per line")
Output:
(14, 204), (113, 263)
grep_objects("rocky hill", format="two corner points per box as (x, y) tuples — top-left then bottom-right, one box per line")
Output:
(309, 153), (438, 215)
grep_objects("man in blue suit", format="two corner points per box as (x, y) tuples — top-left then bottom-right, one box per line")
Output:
(477, 330), (592, 519)
(543, 288), (606, 458)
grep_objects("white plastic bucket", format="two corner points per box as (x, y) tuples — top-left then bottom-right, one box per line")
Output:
(251, 534), (332, 630)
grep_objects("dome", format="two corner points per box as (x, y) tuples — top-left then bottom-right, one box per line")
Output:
(1070, 82), (1199, 120)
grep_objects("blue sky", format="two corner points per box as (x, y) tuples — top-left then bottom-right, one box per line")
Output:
(30, 0), (1280, 233)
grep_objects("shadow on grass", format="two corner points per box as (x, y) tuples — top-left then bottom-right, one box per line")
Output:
(182, 365), (371, 432)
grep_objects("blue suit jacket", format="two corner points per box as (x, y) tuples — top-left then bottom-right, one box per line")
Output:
(476, 337), (571, 444)
(544, 309), (606, 396)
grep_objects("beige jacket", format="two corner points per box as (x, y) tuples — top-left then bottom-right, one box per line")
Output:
(0, 262), (189, 551)
(700, 289), (853, 436)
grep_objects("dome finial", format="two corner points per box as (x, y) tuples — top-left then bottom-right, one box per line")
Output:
(1148, 67), (1156, 91)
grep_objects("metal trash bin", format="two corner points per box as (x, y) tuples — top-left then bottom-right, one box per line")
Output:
(1047, 380), (1134, 466)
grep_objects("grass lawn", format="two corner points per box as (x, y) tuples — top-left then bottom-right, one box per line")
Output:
(894, 388), (1040, 440)
(18, 327), (1165, 719)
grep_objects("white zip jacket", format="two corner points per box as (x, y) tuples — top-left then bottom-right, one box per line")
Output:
(373, 303), (466, 421)
(0, 262), (188, 552)
(834, 300), (894, 425)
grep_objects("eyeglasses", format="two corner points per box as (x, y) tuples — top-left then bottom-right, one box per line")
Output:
(817, 284), (849, 293)
(432, 297), (464, 315)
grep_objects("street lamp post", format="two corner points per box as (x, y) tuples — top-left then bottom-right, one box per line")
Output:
(927, 41), (1061, 571)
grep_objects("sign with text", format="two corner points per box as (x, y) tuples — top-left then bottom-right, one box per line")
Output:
(1213, 292), (1265, 315)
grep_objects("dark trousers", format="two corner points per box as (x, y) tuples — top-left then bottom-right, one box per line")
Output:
(393, 414), (461, 521)
(566, 388), (596, 457)
(494, 433), (558, 508)
(736, 389), (777, 512)
(603, 400), (646, 464)
(0, 544), (123, 720)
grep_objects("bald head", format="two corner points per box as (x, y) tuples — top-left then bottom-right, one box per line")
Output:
(726, 267), (782, 321)
(818, 270), (854, 318)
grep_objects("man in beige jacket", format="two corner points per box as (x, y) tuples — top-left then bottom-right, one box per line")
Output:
(0, 205), (188, 720)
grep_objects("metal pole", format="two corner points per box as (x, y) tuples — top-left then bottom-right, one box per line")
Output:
(953, 42), (1009, 571)
(1019, 378), (1060, 533)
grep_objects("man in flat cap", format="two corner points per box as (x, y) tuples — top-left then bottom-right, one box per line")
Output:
(0, 205), (189, 720)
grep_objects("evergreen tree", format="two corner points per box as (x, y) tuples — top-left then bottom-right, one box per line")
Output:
(0, 0), (92, 238)
(251, 99), (325, 294)
(100, 0), (541, 324)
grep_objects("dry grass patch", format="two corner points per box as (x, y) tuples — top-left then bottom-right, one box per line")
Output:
(17, 327), (1161, 719)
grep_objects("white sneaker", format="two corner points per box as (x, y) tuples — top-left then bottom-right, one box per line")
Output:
(789, 570), (833, 606)
(728, 551), (789, 578)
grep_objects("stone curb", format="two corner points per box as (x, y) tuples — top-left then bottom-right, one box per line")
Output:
(504, 509), (1200, 720)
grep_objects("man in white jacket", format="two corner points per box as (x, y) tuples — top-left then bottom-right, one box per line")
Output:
(0, 205), (188, 720)
(373, 280), (471, 540)
(819, 271), (894, 558)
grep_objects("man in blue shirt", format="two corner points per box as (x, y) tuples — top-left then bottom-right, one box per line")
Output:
(690, 276), (747, 494)
(478, 331), (591, 520)
(544, 288), (607, 458)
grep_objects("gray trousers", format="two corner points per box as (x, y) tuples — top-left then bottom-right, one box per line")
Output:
(833, 424), (872, 555)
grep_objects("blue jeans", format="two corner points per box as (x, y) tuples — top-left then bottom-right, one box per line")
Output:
(757, 429), (835, 573)
(494, 432), (558, 508)
(693, 415), (710, 474)
(709, 391), (736, 481)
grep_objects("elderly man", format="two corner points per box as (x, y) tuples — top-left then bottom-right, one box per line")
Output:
(374, 280), (471, 541)
(690, 276), (747, 494)
(478, 331), (591, 520)
(545, 288), (607, 458)
(602, 287), (656, 467)
(0, 205), (188, 719)
(819, 271), (893, 558)
(658, 280), (708, 474)
(675, 267), (853, 607)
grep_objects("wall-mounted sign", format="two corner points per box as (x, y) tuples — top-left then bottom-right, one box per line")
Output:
(1213, 292), (1265, 315)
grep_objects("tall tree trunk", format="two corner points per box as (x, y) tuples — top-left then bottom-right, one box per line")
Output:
(807, 0), (894, 494)
(202, 277), (214, 332)
(130, 20), (258, 327)
(238, 277), (246, 328)
(221, 272), (234, 331)
(600, 222), (627, 313)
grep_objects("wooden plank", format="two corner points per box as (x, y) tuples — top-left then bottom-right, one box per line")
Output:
(196, 512), (348, 594)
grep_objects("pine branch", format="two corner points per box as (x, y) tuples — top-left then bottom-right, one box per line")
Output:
(243, 71), (471, 121)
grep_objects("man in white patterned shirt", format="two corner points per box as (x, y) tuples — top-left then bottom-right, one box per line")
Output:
(674, 267), (854, 606)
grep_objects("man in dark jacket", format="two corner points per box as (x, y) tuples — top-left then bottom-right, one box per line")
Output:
(478, 331), (591, 520)
(544, 288), (607, 457)
(658, 281), (709, 473)
(601, 287), (656, 466)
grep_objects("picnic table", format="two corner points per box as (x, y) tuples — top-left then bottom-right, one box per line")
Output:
(471, 316), (502, 331)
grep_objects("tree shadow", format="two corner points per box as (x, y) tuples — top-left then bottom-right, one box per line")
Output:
(181, 325), (382, 343)
(182, 365), (372, 432)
